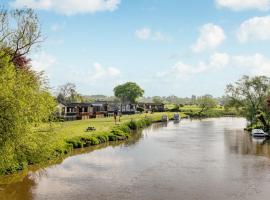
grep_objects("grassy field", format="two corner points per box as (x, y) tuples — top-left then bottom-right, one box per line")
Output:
(165, 104), (237, 117)
(41, 112), (178, 141)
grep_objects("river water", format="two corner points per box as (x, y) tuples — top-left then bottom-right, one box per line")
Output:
(1, 118), (270, 200)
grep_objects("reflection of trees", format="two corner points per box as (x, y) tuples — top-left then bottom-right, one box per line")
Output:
(124, 130), (143, 146)
(224, 129), (270, 158)
(0, 173), (36, 200)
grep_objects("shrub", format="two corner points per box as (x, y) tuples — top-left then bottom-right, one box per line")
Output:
(170, 105), (180, 112)
(127, 120), (137, 130)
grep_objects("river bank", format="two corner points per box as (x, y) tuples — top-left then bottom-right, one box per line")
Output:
(0, 109), (238, 176)
(0, 112), (183, 176)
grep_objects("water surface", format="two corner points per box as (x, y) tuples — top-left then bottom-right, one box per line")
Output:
(1, 118), (270, 200)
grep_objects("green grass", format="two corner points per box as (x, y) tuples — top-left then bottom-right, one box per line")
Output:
(42, 112), (176, 141)
(165, 104), (238, 117)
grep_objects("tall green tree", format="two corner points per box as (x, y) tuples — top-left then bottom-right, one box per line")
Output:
(0, 8), (56, 174)
(226, 76), (270, 129)
(114, 82), (144, 103)
(196, 95), (217, 115)
(0, 52), (56, 174)
(225, 75), (270, 124)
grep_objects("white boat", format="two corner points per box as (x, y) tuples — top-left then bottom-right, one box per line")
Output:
(251, 129), (269, 137)
(173, 113), (181, 121)
(161, 115), (169, 122)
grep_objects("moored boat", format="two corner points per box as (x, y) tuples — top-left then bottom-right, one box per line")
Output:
(161, 115), (169, 122)
(173, 113), (181, 121)
(251, 129), (269, 137)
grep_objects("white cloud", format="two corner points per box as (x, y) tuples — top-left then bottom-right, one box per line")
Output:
(237, 16), (270, 43)
(215, 0), (270, 11)
(157, 52), (230, 80)
(209, 52), (230, 68)
(191, 23), (226, 53)
(233, 53), (270, 75)
(91, 62), (120, 80)
(31, 52), (56, 72)
(69, 62), (121, 83)
(10, 0), (121, 15)
(157, 52), (270, 81)
(135, 27), (151, 40)
(135, 27), (170, 41)
(157, 62), (197, 80)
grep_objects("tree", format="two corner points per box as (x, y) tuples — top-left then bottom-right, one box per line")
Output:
(0, 52), (56, 174)
(57, 83), (83, 104)
(114, 82), (144, 103)
(0, 8), (55, 174)
(152, 96), (163, 104)
(225, 75), (270, 124)
(0, 8), (41, 65)
(196, 95), (217, 115)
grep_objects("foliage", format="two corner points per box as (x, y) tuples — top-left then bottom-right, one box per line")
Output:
(225, 75), (270, 126)
(0, 8), (41, 65)
(0, 53), (56, 174)
(114, 82), (144, 103)
(152, 96), (163, 104)
(169, 104), (180, 112)
(56, 82), (84, 104)
(196, 95), (217, 115)
(0, 8), (56, 174)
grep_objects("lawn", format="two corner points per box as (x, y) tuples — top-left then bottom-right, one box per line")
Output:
(34, 112), (184, 156)
(43, 112), (176, 139)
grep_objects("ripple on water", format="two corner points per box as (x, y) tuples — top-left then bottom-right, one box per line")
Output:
(1, 118), (270, 200)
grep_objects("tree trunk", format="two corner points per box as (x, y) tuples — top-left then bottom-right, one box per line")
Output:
(257, 113), (269, 132)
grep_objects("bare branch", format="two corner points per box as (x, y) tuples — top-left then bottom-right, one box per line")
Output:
(0, 8), (42, 63)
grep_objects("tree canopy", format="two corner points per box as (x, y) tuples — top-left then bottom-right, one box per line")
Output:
(56, 82), (84, 104)
(0, 8), (56, 174)
(225, 75), (270, 124)
(196, 95), (217, 115)
(152, 96), (164, 104)
(114, 82), (144, 103)
(0, 8), (41, 65)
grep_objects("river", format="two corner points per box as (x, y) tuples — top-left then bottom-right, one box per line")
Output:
(1, 118), (270, 200)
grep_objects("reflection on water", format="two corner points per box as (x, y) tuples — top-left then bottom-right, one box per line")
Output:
(224, 128), (270, 157)
(1, 118), (270, 200)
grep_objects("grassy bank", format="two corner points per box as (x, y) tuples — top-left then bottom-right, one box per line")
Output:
(0, 112), (182, 175)
(166, 104), (238, 118)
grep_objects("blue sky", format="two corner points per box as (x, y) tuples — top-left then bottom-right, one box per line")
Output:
(3, 0), (270, 97)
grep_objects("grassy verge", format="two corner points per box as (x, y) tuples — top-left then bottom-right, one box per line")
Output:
(47, 112), (185, 150)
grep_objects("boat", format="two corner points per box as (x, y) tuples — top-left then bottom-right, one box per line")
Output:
(161, 115), (169, 122)
(251, 129), (269, 137)
(173, 113), (181, 122)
